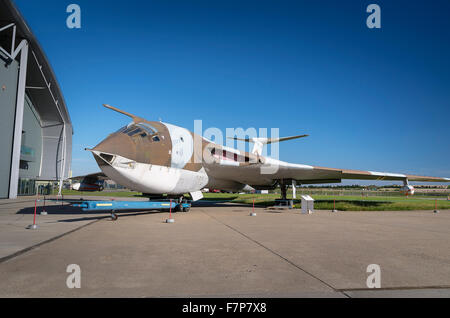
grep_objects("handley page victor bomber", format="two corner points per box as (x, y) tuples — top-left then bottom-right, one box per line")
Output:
(72, 104), (450, 202)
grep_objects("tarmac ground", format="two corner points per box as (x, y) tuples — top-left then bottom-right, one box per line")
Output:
(0, 196), (449, 298)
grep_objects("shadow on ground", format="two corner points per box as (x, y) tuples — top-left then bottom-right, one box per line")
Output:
(315, 199), (391, 207)
(193, 201), (253, 208)
(16, 204), (173, 223)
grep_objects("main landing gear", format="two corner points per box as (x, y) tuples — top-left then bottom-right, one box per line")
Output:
(274, 180), (294, 209)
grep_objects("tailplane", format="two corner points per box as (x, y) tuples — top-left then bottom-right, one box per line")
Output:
(228, 134), (309, 156)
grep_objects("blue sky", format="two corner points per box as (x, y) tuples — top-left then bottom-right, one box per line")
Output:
(14, 0), (450, 183)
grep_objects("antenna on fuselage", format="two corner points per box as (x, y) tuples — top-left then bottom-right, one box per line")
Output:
(103, 104), (145, 123)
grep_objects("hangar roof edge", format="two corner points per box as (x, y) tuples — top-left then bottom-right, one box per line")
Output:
(2, 0), (72, 129)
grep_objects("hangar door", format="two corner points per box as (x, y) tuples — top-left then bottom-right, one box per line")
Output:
(0, 52), (19, 199)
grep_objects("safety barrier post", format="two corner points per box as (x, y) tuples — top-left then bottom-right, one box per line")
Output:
(332, 199), (338, 213)
(41, 195), (48, 215)
(434, 199), (439, 213)
(166, 199), (175, 223)
(27, 199), (38, 229)
(250, 198), (257, 216)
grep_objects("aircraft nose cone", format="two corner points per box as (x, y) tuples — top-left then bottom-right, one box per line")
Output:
(92, 132), (136, 161)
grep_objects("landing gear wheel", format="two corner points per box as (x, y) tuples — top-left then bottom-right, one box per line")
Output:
(172, 196), (185, 213)
(110, 212), (118, 221)
(182, 206), (190, 213)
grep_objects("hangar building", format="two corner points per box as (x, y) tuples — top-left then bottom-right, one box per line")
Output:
(0, 0), (72, 199)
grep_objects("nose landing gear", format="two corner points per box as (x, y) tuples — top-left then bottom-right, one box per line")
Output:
(173, 196), (191, 213)
(181, 203), (190, 213)
(168, 196), (191, 212)
(181, 197), (191, 212)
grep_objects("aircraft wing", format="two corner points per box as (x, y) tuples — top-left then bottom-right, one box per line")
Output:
(69, 172), (109, 182)
(69, 172), (109, 192)
(270, 161), (450, 184)
(223, 134), (449, 185)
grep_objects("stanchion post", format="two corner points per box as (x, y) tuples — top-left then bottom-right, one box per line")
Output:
(41, 195), (48, 215)
(27, 199), (38, 229)
(166, 199), (175, 223)
(33, 199), (36, 225)
(434, 199), (439, 213)
(250, 198), (257, 216)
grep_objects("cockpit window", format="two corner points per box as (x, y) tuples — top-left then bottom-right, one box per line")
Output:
(127, 128), (142, 136)
(118, 123), (159, 139)
(137, 123), (157, 135)
(115, 126), (128, 134)
(122, 126), (136, 134)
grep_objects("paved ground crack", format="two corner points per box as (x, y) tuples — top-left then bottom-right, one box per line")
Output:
(201, 210), (345, 296)
(0, 218), (102, 264)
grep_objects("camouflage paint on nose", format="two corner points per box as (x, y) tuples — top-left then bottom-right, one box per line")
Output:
(90, 122), (175, 167)
(94, 105), (175, 167)
(92, 131), (136, 161)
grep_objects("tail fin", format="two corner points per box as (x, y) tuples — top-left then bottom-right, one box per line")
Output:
(228, 134), (309, 156)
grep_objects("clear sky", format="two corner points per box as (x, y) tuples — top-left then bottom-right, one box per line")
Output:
(14, 0), (450, 184)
